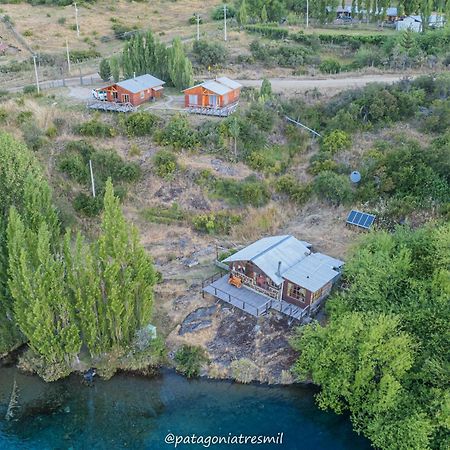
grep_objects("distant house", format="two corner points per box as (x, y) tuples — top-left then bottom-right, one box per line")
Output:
(396, 14), (445, 32)
(94, 74), (165, 107)
(183, 77), (242, 117)
(203, 235), (344, 321)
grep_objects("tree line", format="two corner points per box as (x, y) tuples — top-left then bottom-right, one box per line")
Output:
(235, 0), (450, 27)
(100, 30), (193, 90)
(0, 132), (156, 377)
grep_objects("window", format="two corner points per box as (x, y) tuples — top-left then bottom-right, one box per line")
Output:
(188, 94), (198, 106)
(287, 282), (306, 301)
(209, 95), (217, 107)
(122, 94), (130, 103)
(140, 91), (145, 99)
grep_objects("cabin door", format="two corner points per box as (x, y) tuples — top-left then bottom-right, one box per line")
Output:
(209, 95), (217, 107)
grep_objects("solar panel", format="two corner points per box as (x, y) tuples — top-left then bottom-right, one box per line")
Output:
(346, 210), (376, 230)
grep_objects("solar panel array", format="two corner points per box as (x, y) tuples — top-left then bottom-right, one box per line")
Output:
(346, 210), (376, 230)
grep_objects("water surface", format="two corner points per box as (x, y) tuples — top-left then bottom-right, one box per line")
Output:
(0, 368), (370, 449)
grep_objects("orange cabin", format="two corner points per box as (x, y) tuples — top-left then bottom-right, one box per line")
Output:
(183, 77), (242, 109)
(97, 74), (165, 107)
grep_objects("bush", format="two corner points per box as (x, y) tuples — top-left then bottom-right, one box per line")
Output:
(319, 59), (342, 74)
(23, 85), (37, 95)
(321, 130), (351, 154)
(152, 150), (177, 179)
(76, 118), (116, 138)
(192, 212), (241, 234)
(230, 358), (260, 384)
(174, 345), (208, 378)
(193, 40), (228, 67)
(156, 114), (198, 150)
(73, 192), (103, 216)
(120, 112), (158, 136)
(313, 171), (352, 205)
(276, 175), (311, 204)
(141, 203), (186, 225)
(111, 22), (136, 40)
(69, 49), (101, 63)
(212, 5), (236, 20)
(22, 122), (45, 151)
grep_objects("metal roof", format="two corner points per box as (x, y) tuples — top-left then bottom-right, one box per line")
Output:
(216, 77), (242, 90)
(283, 253), (342, 292)
(223, 235), (312, 286)
(183, 77), (242, 96)
(223, 235), (344, 292)
(116, 74), (165, 93)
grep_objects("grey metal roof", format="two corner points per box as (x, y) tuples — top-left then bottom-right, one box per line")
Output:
(283, 253), (343, 292)
(223, 235), (311, 286)
(223, 235), (344, 291)
(201, 80), (233, 95)
(116, 74), (165, 93)
(216, 77), (242, 90)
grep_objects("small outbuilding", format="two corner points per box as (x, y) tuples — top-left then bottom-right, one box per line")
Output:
(94, 74), (165, 107)
(183, 77), (242, 116)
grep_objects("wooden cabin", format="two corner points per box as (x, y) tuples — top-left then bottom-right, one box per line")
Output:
(95, 74), (165, 107)
(183, 77), (242, 116)
(222, 235), (344, 309)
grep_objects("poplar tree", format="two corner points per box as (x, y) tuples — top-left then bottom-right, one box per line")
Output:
(96, 180), (156, 350)
(238, 0), (248, 25)
(168, 38), (194, 90)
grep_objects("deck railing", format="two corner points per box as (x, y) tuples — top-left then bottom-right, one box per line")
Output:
(232, 271), (280, 300)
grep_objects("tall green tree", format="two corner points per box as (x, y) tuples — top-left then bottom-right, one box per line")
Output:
(168, 37), (194, 90)
(99, 58), (111, 82)
(238, 0), (248, 25)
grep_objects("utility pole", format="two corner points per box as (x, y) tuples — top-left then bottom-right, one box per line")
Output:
(74, 2), (80, 37)
(306, 0), (309, 28)
(89, 160), (96, 198)
(32, 54), (40, 94)
(66, 38), (71, 74)
(224, 4), (227, 41)
(196, 13), (200, 41)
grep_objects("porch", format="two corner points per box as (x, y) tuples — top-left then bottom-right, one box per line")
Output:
(87, 100), (137, 113)
(202, 274), (310, 322)
(186, 102), (239, 117)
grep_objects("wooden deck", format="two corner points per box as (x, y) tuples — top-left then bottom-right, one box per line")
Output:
(87, 100), (137, 113)
(186, 102), (239, 117)
(202, 274), (310, 322)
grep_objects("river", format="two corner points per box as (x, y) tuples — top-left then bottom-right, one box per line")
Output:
(0, 367), (370, 449)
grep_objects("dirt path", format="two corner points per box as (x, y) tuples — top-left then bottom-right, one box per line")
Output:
(8, 73), (408, 96)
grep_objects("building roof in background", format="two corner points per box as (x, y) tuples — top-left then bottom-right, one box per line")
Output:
(223, 235), (344, 291)
(116, 74), (165, 93)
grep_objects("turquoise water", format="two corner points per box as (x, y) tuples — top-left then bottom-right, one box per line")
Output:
(0, 367), (370, 450)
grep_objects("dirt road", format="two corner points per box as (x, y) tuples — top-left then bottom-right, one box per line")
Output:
(10, 73), (408, 97)
(237, 74), (407, 93)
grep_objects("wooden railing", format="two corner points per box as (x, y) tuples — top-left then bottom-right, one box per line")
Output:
(232, 271), (280, 299)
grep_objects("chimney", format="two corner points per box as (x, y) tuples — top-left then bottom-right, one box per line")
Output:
(276, 261), (282, 277)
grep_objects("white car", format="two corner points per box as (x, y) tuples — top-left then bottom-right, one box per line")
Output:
(92, 89), (107, 101)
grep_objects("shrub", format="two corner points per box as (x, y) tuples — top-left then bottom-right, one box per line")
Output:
(57, 17), (66, 25)
(73, 192), (103, 216)
(319, 59), (342, 74)
(276, 175), (311, 204)
(141, 203), (186, 225)
(120, 112), (158, 136)
(193, 40), (228, 67)
(192, 212), (241, 234)
(156, 114), (198, 150)
(321, 130), (351, 154)
(212, 5), (236, 20)
(23, 85), (37, 95)
(153, 150), (177, 179)
(22, 122), (45, 151)
(230, 358), (260, 384)
(313, 171), (352, 205)
(76, 118), (116, 137)
(174, 345), (208, 378)
(69, 49), (101, 62)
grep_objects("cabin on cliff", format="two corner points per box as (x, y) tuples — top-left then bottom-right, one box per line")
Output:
(203, 235), (344, 322)
(93, 74), (165, 109)
(183, 77), (242, 117)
